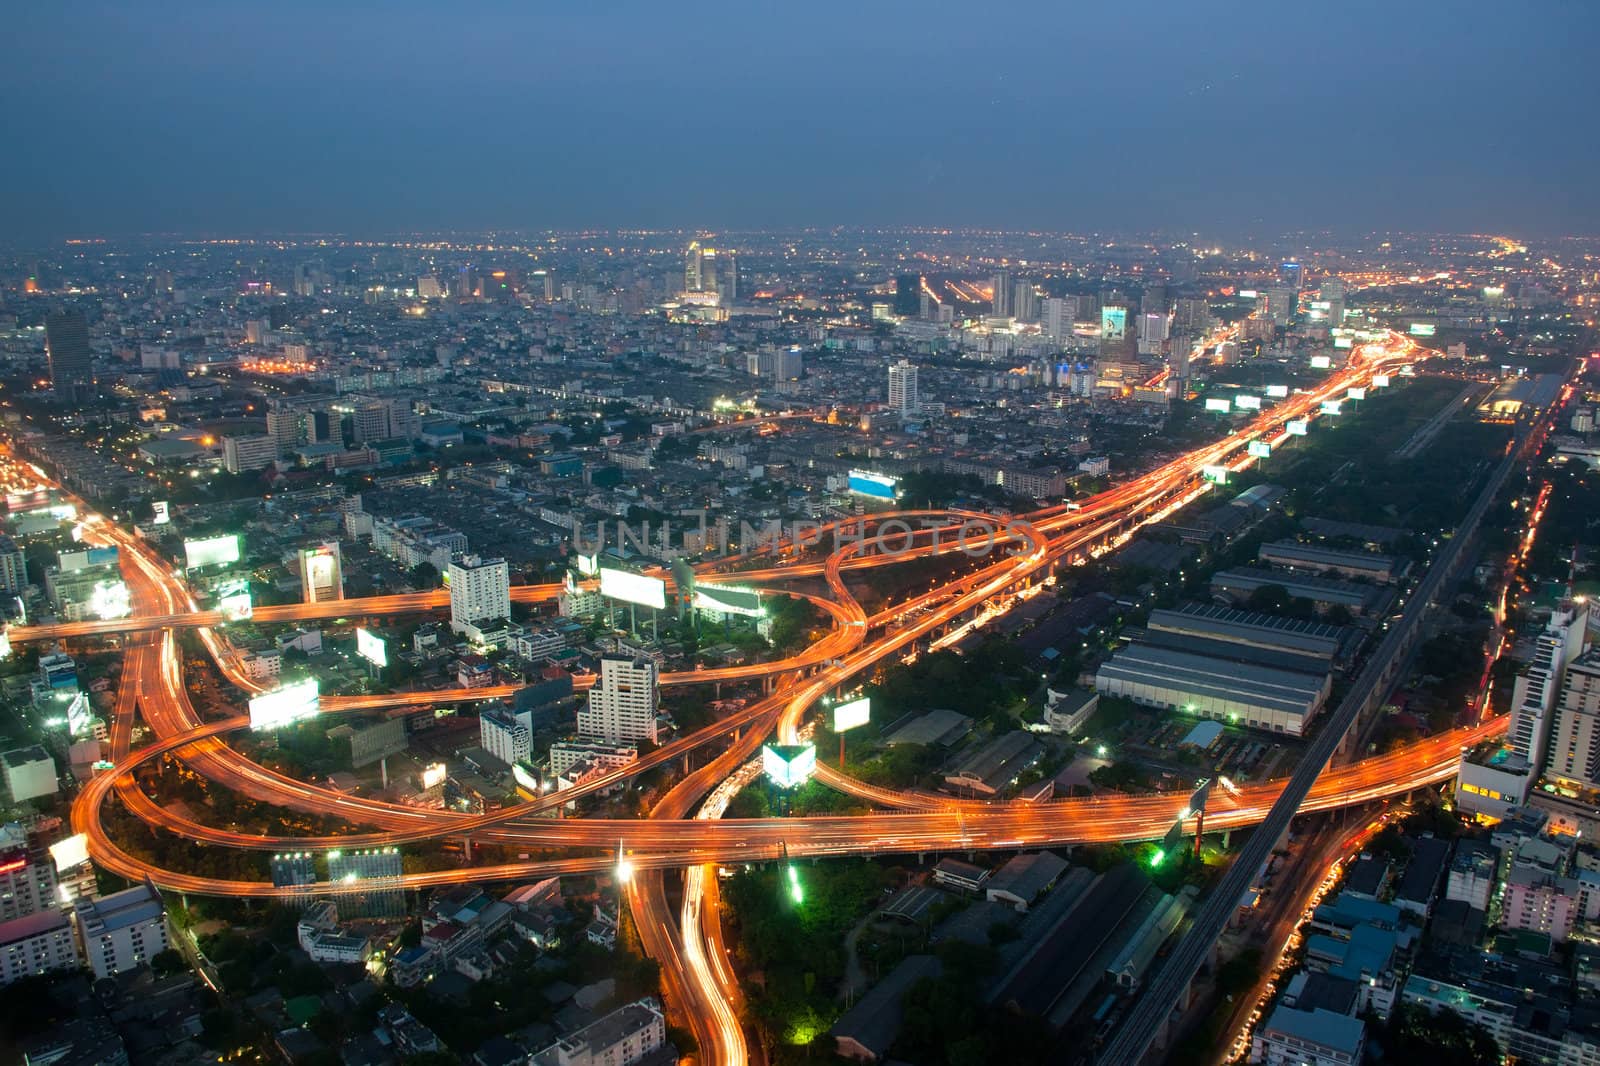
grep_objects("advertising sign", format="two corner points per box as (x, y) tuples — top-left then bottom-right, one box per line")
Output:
(184, 534), (241, 570)
(1286, 419), (1309, 436)
(1265, 384), (1289, 399)
(1100, 306), (1127, 341)
(1310, 354), (1333, 369)
(216, 577), (252, 621)
(832, 697), (871, 733)
(1372, 374), (1391, 388)
(1201, 465), (1230, 485)
(67, 692), (93, 738)
(356, 627), (388, 668)
(89, 580), (131, 620)
(599, 568), (667, 611)
(1234, 395), (1261, 411)
(152, 501), (170, 525)
(1248, 441), (1272, 459)
(248, 679), (320, 731)
(422, 763), (449, 790)
(847, 470), (899, 500)
(762, 743), (817, 789)
(48, 834), (90, 872)
(1320, 400), (1343, 416)
(575, 552), (599, 577)
(1347, 387), (1367, 401)
(694, 585), (763, 618)
(1204, 397), (1232, 413)
(1408, 323), (1436, 337)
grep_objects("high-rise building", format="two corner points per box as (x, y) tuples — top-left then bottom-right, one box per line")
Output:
(1547, 648), (1600, 789)
(894, 274), (923, 317)
(298, 543), (344, 604)
(1141, 284), (1169, 317)
(684, 241), (704, 293)
(1319, 278), (1347, 325)
(887, 359), (919, 415)
(0, 535), (26, 595)
(480, 706), (532, 766)
(222, 434), (277, 474)
(44, 311), (94, 401)
(1042, 296), (1078, 341)
(1509, 601), (1591, 776)
(577, 655), (659, 744)
(990, 271), (1012, 317)
(73, 881), (169, 979)
(0, 909), (78, 986)
(0, 823), (58, 923)
(1279, 261), (1304, 292)
(449, 555), (510, 630)
(1012, 282), (1038, 323)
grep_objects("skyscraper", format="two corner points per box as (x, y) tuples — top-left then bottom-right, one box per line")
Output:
(1012, 282), (1038, 323)
(1279, 261), (1304, 292)
(1547, 648), (1600, 789)
(684, 241), (704, 293)
(894, 274), (923, 317)
(1509, 601), (1591, 776)
(888, 359), (919, 415)
(44, 310), (93, 400)
(990, 271), (1012, 317)
(578, 654), (659, 744)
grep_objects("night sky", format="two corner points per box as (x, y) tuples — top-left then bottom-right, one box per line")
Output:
(2, 1), (1595, 239)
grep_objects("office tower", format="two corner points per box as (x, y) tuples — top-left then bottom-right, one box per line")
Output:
(417, 275), (444, 299)
(887, 359), (919, 414)
(577, 655), (659, 743)
(73, 882), (169, 979)
(1262, 287), (1296, 326)
(1012, 282), (1038, 323)
(718, 249), (738, 303)
(1169, 333), (1193, 386)
(894, 274), (923, 317)
(990, 271), (1012, 317)
(684, 241), (704, 292)
(449, 555), (510, 630)
(44, 311), (93, 401)
(1141, 284), (1169, 317)
(1279, 261), (1304, 292)
(1509, 601), (1591, 776)
(298, 543), (344, 604)
(1547, 648), (1600, 788)
(1173, 297), (1211, 334)
(1319, 278), (1347, 325)
(244, 319), (269, 345)
(222, 434), (277, 474)
(774, 348), (804, 381)
(266, 405), (307, 457)
(1137, 312), (1169, 356)
(480, 706), (532, 765)
(0, 536), (25, 595)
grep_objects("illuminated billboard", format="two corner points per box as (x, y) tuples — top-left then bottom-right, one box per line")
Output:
(1238, 289), (1258, 299)
(248, 678), (320, 731)
(1320, 400), (1343, 416)
(216, 577), (252, 621)
(599, 568), (667, 611)
(1408, 323), (1436, 337)
(1100, 307), (1127, 341)
(1234, 395), (1261, 411)
(1265, 384), (1289, 399)
(763, 743), (817, 790)
(89, 580), (131, 620)
(847, 470), (899, 500)
(1333, 336), (1354, 349)
(1248, 441), (1272, 459)
(422, 762), (449, 790)
(1204, 398), (1232, 413)
(67, 692), (93, 738)
(1286, 420), (1308, 436)
(184, 534), (240, 570)
(1347, 387), (1367, 401)
(575, 552), (599, 577)
(49, 834), (90, 873)
(356, 627), (388, 668)
(1201, 465), (1230, 485)
(1309, 354), (1333, 370)
(1372, 374), (1391, 388)
(694, 585), (763, 618)
(152, 500), (170, 525)
(833, 697), (871, 733)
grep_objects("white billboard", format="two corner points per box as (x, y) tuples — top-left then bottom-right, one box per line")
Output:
(1347, 387), (1367, 401)
(1310, 354), (1333, 370)
(422, 762), (448, 790)
(1234, 395), (1261, 411)
(1320, 400), (1343, 416)
(762, 743), (817, 790)
(1372, 374), (1391, 388)
(216, 577), (252, 621)
(152, 500), (170, 525)
(67, 692), (93, 738)
(248, 679), (320, 731)
(89, 580), (131, 620)
(1248, 441), (1272, 459)
(184, 534), (240, 570)
(1265, 384), (1289, 399)
(1201, 465), (1230, 485)
(833, 697), (871, 733)
(356, 627), (388, 668)
(1286, 419), (1309, 436)
(1204, 398), (1232, 413)
(694, 585), (763, 618)
(49, 834), (90, 872)
(599, 568), (667, 611)
(575, 552), (599, 577)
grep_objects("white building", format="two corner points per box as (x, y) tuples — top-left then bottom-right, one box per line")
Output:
(449, 555), (510, 632)
(480, 706), (532, 766)
(577, 655), (659, 744)
(0, 910), (79, 986)
(73, 882), (169, 978)
(239, 649), (282, 681)
(1251, 1006), (1364, 1066)
(531, 998), (667, 1066)
(559, 588), (605, 619)
(1, 747), (58, 803)
(887, 359), (919, 415)
(222, 433), (278, 474)
(1547, 648), (1600, 789)
(549, 741), (638, 779)
(1509, 601), (1590, 776)
(0, 823), (58, 922)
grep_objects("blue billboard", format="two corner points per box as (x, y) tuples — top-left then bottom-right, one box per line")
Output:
(847, 470), (899, 500)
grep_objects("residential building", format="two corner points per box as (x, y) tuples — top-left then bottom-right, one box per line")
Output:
(45, 310), (94, 401)
(0, 909), (79, 985)
(1251, 1005), (1364, 1066)
(1547, 648), (1600, 789)
(222, 434), (277, 474)
(531, 998), (667, 1066)
(1509, 602), (1590, 776)
(1, 747), (58, 803)
(0, 823), (58, 922)
(73, 882), (169, 978)
(480, 706), (532, 766)
(577, 655), (658, 744)
(449, 555), (510, 631)
(888, 359), (919, 414)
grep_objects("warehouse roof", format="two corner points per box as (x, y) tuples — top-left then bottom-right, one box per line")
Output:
(1095, 643), (1328, 718)
(1152, 602), (1346, 658)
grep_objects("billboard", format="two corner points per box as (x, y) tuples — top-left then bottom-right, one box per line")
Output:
(1248, 441), (1272, 459)
(1320, 400), (1343, 416)
(1310, 354), (1333, 370)
(1408, 323), (1436, 337)
(1265, 384), (1289, 399)
(1201, 465), (1230, 484)
(152, 500), (170, 525)
(694, 585), (763, 618)
(1100, 307), (1127, 341)
(833, 697), (871, 733)
(1204, 397), (1232, 413)
(422, 762), (449, 790)
(67, 692), (93, 738)
(1333, 336), (1354, 349)
(762, 743), (817, 790)
(248, 678), (320, 731)
(575, 552), (599, 577)
(1286, 419), (1309, 436)
(184, 533), (240, 570)
(89, 580), (131, 620)
(1347, 387), (1367, 401)
(1238, 289), (1258, 300)
(847, 470), (899, 500)
(511, 762), (538, 793)
(1372, 373), (1391, 388)
(49, 834), (90, 872)
(216, 577), (252, 621)
(599, 568), (667, 611)
(1234, 395), (1261, 411)
(356, 627), (388, 668)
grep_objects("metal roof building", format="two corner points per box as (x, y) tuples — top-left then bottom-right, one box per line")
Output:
(1094, 641), (1331, 736)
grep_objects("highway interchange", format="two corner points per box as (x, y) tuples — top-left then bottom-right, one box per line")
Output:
(6, 330), (1507, 1065)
